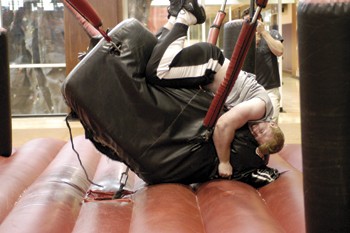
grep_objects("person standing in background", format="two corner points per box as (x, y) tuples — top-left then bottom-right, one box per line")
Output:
(242, 9), (284, 123)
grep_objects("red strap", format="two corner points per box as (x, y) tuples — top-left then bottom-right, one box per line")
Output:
(207, 10), (226, 45)
(203, 20), (257, 127)
(63, 0), (100, 38)
(207, 0), (227, 45)
(64, 0), (112, 42)
(256, 0), (269, 8)
(65, 0), (102, 28)
(84, 190), (134, 202)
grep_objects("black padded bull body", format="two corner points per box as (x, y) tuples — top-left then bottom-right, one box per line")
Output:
(62, 18), (268, 185)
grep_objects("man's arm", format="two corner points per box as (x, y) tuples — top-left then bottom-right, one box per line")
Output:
(213, 98), (266, 177)
(257, 20), (284, 57)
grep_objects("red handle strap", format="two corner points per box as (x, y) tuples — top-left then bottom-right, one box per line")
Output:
(207, 0), (227, 45)
(203, 20), (257, 127)
(65, 0), (102, 28)
(256, 0), (268, 8)
(207, 10), (226, 45)
(63, 0), (100, 38)
(203, 0), (268, 128)
(64, 0), (112, 42)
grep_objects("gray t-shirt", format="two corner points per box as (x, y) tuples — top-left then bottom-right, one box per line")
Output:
(225, 71), (273, 123)
(256, 29), (283, 90)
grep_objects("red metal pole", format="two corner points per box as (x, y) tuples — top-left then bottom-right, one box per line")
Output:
(63, 0), (101, 38)
(207, 0), (227, 45)
(203, 20), (257, 127)
(203, 2), (267, 128)
(64, 0), (113, 43)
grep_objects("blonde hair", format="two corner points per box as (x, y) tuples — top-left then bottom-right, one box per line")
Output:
(258, 125), (285, 155)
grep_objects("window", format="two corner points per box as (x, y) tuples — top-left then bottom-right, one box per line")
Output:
(1, 0), (66, 116)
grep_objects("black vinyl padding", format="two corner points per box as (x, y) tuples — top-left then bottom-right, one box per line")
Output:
(62, 18), (265, 185)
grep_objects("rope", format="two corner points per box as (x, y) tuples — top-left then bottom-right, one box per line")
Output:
(65, 114), (103, 188)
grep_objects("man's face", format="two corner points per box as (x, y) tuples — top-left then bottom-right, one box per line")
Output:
(249, 122), (276, 145)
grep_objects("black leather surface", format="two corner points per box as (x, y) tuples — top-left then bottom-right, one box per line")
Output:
(62, 18), (265, 185)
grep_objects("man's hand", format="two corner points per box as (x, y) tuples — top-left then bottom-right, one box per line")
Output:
(218, 162), (233, 178)
(214, 97), (266, 180)
(256, 20), (265, 34)
(255, 20), (284, 56)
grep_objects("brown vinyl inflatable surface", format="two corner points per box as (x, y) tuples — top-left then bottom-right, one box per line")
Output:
(0, 136), (304, 233)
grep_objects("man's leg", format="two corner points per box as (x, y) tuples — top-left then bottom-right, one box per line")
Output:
(146, 5), (204, 83)
(155, 16), (176, 39)
(146, 20), (189, 82)
(266, 88), (281, 123)
(146, 4), (226, 88)
(204, 58), (230, 93)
